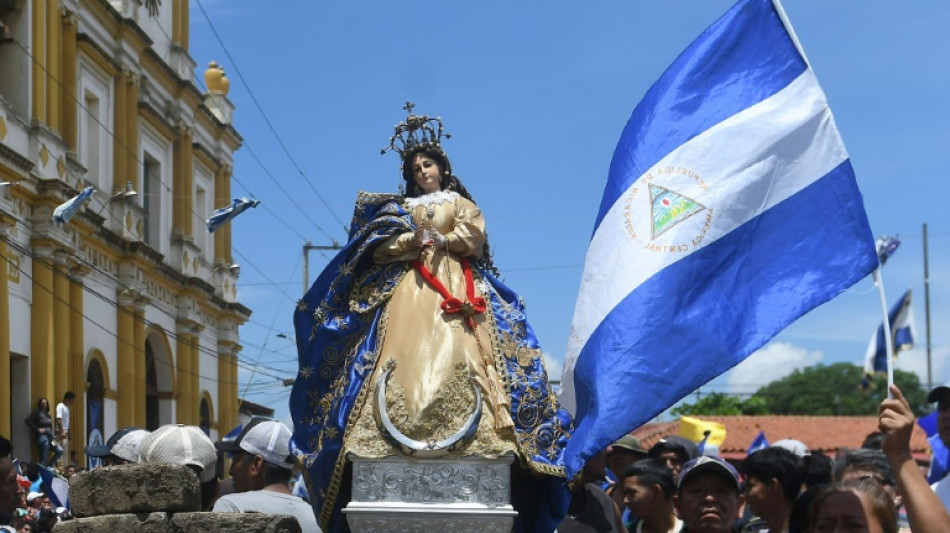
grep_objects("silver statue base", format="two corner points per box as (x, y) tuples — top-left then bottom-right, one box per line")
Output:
(344, 454), (517, 533)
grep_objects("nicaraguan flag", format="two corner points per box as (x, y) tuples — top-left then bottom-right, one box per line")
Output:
(52, 186), (94, 224)
(861, 289), (915, 390)
(559, 0), (877, 477)
(206, 197), (260, 233)
(748, 431), (769, 455)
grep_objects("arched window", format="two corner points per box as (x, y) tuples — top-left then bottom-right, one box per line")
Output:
(86, 359), (105, 469)
(145, 342), (159, 430)
(199, 397), (211, 436)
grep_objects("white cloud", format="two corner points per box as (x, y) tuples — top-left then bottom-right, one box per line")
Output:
(893, 344), (950, 390)
(543, 352), (564, 382)
(726, 342), (824, 393)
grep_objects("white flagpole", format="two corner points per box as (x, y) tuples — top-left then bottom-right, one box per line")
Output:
(872, 267), (895, 398)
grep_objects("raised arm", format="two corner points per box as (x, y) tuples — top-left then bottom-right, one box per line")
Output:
(879, 384), (950, 533)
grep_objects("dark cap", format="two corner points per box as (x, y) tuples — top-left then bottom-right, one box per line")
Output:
(611, 435), (647, 455)
(927, 379), (950, 403)
(649, 435), (700, 462)
(677, 456), (741, 494)
(85, 427), (140, 458)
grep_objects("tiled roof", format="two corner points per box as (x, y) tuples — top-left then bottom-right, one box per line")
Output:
(630, 415), (932, 461)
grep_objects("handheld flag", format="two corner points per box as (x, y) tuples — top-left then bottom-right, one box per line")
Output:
(861, 289), (914, 390)
(52, 186), (94, 224)
(748, 431), (769, 455)
(559, 0), (877, 476)
(38, 466), (68, 508)
(207, 197), (260, 233)
(875, 235), (901, 266)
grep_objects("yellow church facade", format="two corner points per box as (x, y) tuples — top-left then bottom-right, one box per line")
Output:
(0, 0), (248, 467)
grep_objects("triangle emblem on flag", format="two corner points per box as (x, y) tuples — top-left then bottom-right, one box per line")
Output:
(650, 184), (706, 240)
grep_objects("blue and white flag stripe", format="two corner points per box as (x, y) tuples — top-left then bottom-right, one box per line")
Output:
(563, 72), (848, 381)
(592, 0), (805, 235)
(864, 289), (915, 376)
(560, 0), (876, 477)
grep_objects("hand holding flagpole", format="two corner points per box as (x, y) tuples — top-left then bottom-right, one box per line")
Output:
(873, 236), (901, 398)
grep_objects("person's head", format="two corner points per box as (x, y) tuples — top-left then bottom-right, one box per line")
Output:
(834, 449), (896, 495)
(672, 456), (744, 533)
(35, 398), (50, 413)
(215, 418), (294, 493)
(802, 452), (833, 490)
(623, 458), (675, 520)
(26, 492), (43, 509)
(85, 427), (148, 467)
(809, 479), (897, 533)
(140, 425), (218, 509)
(928, 380), (950, 447)
(739, 446), (803, 515)
(861, 432), (885, 450)
(24, 464), (39, 483)
(0, 457), (17, 525)
(401, 146), (452, 197)
(63, 465), (78, 479)
(770, 438), (809, 458)
(34, 508), (57, 533)
(12, 515), (32, 533)
(649, 435), (699, 478)
(61, 392), (75, 405)
(788, 485), (822, 533)
(607, 435), (648, 479)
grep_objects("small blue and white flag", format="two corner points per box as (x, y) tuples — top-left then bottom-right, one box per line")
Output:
(207, 197), (260, 233)
(559, 0), (877, 477)
(52, 186), (94, 224)
(875, 235), (901, 266)
(748, 431), (769, 455)
(861, 289), (914, 390)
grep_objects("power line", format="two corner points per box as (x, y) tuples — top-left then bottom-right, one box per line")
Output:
(7, 38), (329, 310)
(1, 235), (289, 384)
(193, 0), (349, 234)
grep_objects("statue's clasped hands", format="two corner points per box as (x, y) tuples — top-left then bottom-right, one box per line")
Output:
(415, 225), (448, 250)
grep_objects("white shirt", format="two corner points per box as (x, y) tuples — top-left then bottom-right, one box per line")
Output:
(56, 402), (69, 432)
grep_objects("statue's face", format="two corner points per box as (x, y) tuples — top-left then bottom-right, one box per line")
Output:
(412, 153), (442, 194)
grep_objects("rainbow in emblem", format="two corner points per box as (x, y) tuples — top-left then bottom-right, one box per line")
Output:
(649, 184), (706, 240)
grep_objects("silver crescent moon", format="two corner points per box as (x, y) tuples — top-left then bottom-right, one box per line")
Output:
(373, 361), (482, 458)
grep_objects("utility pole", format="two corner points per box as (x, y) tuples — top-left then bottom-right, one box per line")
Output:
(924, 223), (933, 391)
(303, 240), (342, 294)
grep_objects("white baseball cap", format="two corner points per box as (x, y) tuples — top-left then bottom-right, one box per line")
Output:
(110, 429), (151, 463)
(215, 418), (294, 470)
(139, 424), (217, 483)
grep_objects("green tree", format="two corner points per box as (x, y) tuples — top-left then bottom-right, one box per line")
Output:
(672, 392), (770, 416)
(747, 362), (927, 416)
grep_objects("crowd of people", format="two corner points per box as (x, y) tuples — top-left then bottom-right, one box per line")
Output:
(1, 380), (950, 532)
(0, 417), (319, 533)
(562, 383), (950, 533)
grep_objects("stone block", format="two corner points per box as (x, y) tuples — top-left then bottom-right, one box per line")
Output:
(70, 464), (200, 517)
(170, 512), (302, 533)
(52, 512), (168, 533)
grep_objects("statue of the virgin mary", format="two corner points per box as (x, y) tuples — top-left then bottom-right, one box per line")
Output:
(290, 103), (574, 533)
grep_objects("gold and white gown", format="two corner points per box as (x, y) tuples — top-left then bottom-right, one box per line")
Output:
(344, 190), (517, 457)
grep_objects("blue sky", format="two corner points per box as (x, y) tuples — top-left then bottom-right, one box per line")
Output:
(187, 1), (950, 424)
